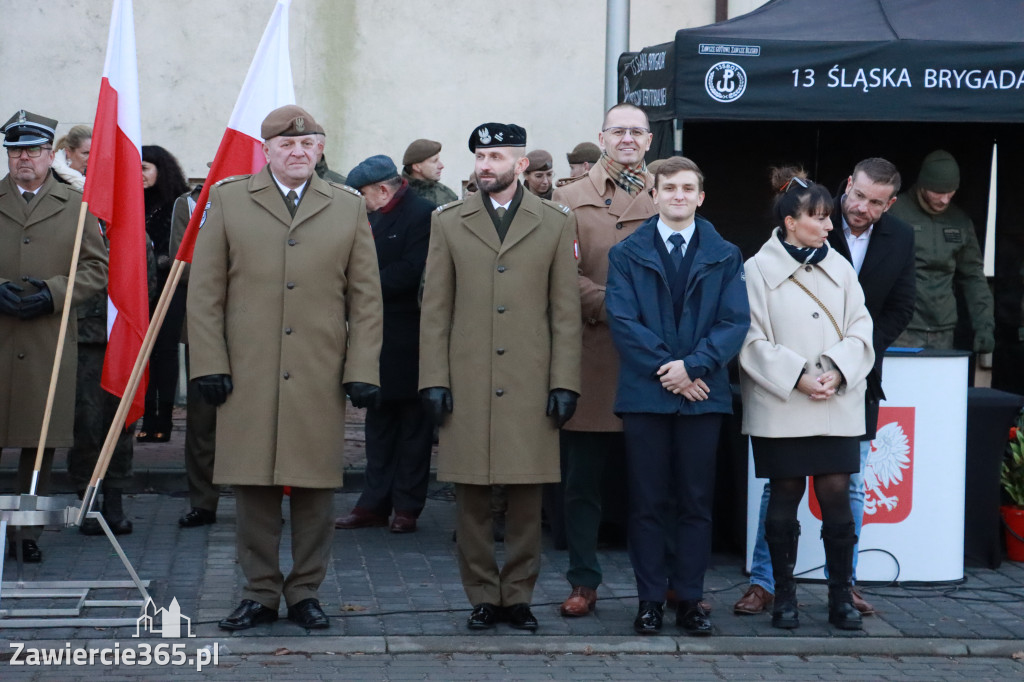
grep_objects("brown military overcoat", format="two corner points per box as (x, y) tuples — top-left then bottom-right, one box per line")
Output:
(419, 188), (582, 485)
(187, 167), (382, 488)
(0, 173), (107, 447)
(552, 162), (655, 432)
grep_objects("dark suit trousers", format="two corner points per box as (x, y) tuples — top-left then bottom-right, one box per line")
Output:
(455, 483), (543, 606)
(356, 398), (432, 516)
(184, 348), (219, 512)
(234, 485), (334, 609)
(622, 412), (722, 601)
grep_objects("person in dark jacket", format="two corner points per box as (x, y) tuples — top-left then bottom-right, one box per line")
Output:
(335, 155), (435, 533)
(605, 156), (750, 636)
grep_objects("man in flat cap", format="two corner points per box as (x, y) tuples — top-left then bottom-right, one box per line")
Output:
(523, 149), (554, 200)
(0, 110), (107, 562)
(559, 141), (602, 186)
(419, 122), (581, 632)
(551, 102), (657, 619)
(335, 155), (434, 534)
(402, 138), (458, 207)
(188, 104), (383, 631)
(890, 149), (994, 353)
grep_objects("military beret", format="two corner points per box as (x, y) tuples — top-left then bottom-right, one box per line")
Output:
(525, 150), (553, 173)
(567, 141), (601, 165)
(260, 104), (319, 140)
(403, 139), (442, 166)
(2, 109), (58, 147)
(347, 154), (398, 190)
(917, 149), (960, 193)
(468, 123), (526, 152)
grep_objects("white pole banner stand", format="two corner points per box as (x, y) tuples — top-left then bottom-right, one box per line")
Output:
(746, 350), (970, 583)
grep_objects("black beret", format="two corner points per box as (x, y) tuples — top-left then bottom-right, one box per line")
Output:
(261, 105), (319, 140)
(468, 123), (526, 152)
(2, 109), (58, 147)
(347, 155), (398, 190)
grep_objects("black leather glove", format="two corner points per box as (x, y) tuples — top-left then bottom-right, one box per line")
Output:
(193, 374), (233, 406)
(344, 382), (381, 409)
(18, 277), (53, 320)
(0, 281), (23, 317)
(546, 389), (579, 429)
(420, 386), (453, 424)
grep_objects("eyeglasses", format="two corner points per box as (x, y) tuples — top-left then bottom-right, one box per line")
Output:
(6, 146), (52, 159)
(601, 127), (650, 139)
(780, 176), (809, 193)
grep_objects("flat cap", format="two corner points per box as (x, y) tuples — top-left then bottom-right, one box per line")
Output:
(3, 109), (58, 147)
(917, 149), (960, 193)
(347, 154), (398, 190)
(468, 123), (526, 152)
(525, 150), (553, 173)
(567, 141), (601, 165)
(403, 139), (442, 166)
(260, 105), (319, 140)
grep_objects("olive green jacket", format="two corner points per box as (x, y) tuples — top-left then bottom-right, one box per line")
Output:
(404, 173), (458, 207)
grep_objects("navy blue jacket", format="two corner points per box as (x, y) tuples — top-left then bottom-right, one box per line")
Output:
(606, 215), (750, 415)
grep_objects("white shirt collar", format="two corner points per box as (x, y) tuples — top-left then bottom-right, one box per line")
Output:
(489, 195), (513, 211)
(270, 172), (308, 200)
(656, 218), (696, 252)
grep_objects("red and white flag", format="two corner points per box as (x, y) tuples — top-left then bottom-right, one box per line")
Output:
(174, 0), (295, 263)
(83, 0), (149, 425)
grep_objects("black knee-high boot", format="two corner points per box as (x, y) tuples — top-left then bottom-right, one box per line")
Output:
(821, 521), (862, 630)
(765, 518), (800, 629)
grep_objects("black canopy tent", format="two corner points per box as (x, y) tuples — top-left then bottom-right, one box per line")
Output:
(619, 0), (1024, 390)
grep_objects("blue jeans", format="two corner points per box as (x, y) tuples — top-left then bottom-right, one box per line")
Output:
(748, 440), (870, 592)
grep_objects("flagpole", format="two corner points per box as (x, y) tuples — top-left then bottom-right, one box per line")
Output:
(29, 201), (90, 496)
(76, 258), (186, 526)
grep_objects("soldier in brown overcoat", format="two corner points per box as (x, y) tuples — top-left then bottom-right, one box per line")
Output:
(419, 123), (582, 632)
(188, 105), (383, 631)
(551, 103), (657, 617)
(0, 110), (108, 562)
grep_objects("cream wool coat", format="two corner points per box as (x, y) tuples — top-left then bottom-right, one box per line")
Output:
(740, 230), (874, 438)
(419, 189), (582, 485)
(188, 168), (382, 488)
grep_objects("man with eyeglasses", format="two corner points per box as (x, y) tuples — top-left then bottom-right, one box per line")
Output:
(0, 110), (107, 563)
(551, 103), (658, 619)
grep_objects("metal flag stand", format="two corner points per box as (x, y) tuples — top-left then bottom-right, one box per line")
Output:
(0, 200), (173, 628)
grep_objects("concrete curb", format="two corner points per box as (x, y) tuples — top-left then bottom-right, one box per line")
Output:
(22, 636), (1021, 659)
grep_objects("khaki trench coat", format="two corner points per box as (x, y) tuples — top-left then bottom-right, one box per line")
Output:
(0, 173), (107, 447)
(419, 188), (582, 485)
(552, 164), (655, 432)
(739, 231), (874, 438)
(187, 168), (382, 488)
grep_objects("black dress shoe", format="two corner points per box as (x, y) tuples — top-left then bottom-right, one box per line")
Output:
(505, 603), (539, 631)
(219, 599), (278, 630)
(677, 599), (713, 635)
(179, 508), (217, 528)
(633, 600), (663, 634)
(287, 598), (329, 629)
(467, 603), (500, 630)
(7, 539), (42, 563)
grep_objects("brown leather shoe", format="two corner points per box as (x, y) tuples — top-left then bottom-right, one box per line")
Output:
(389, 513), (418, 534)
(560, 585), (597, 617)
(733, 584), (774, 615)
(851, 588), (875, 615)
(334, 507), (388, 529)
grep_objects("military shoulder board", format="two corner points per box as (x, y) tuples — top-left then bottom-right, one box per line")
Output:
(214, 175), (248, 187)
(328, 182), (361, 196)
(436, 200), (461, 213)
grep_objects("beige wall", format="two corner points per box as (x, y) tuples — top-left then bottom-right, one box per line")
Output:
(0, 0), (766, 189)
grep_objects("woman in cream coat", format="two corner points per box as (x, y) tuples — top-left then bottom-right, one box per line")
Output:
(739, 177), (874, 632)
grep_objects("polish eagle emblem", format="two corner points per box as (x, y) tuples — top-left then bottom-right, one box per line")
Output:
(478, 127), (491, 145)
(864, 421), (911, 515)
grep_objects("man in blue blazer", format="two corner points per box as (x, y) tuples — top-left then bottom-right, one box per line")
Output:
(605, 156), (750, 635)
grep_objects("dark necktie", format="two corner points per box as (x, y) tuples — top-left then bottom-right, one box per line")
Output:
(495, 207), (506, 219)
(22, 191), (34, 203)
(669, 233), (686, 269)
(285, 190), (298, 217)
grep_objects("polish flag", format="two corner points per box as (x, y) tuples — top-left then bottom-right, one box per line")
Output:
(82, 0), (148, 425)
(174, 0), (295, 263)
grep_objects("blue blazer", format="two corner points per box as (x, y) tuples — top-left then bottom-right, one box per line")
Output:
(606, 215), (750, 415)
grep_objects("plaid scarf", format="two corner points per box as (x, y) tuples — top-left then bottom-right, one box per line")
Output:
(600, 153), (647, 195)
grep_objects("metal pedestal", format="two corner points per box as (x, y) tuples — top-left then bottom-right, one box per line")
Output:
(0, 494), (151, 628)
